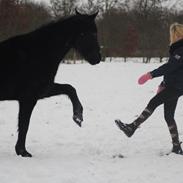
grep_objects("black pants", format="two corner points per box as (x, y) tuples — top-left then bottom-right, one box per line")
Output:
(133, 87), (183, 144)
(147, 87), (182, 121)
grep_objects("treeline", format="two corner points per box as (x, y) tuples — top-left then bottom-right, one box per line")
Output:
(1, 0), (183, 62)
(0, 0), (51, 41)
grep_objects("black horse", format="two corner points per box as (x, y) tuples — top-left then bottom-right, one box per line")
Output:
(0, 10), (101, 157)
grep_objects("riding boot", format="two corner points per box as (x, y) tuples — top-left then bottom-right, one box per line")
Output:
(115, 120), (137, 137)
(115, 107), (153, 137)
(167, 123), (183, 154)
(172, 142), (183, 155)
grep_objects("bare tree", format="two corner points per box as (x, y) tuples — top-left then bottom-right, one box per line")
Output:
(79, 0), (101, 14)
(50, 0), (77, 18)
(81, 0), (124, 15)
(0, 0), (51, 41)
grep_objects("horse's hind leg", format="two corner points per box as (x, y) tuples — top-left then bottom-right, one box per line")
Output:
(41, 83), (83, 127)
(15, 99), (37, 157)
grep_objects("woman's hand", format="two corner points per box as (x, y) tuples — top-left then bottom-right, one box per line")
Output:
(138, 72), (152, 85)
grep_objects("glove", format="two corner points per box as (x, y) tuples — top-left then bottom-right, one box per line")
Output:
(157, 85), (165, 94)
(138, 72), (152, 85)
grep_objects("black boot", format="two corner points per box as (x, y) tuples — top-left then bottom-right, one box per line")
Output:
(115, 108), (152, 137)
(115, 120), (137, 137)
(172, 142), (183, 155)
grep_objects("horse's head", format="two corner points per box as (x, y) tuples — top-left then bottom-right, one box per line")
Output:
(73, 10), (101, 65)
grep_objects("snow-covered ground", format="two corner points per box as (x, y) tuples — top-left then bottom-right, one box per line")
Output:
(0, 61), (183, 183)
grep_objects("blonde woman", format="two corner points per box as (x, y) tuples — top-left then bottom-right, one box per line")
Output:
(115, 23), (183, 155)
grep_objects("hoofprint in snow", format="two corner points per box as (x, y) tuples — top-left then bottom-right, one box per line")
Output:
(0, 60), (183, 183)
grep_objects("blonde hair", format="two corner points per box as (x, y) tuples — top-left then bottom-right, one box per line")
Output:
(170, 22), (183, 45)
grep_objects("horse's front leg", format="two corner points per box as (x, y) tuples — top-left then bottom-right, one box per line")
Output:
(15, 99), (37, 157)
(41, 83), (83, 127)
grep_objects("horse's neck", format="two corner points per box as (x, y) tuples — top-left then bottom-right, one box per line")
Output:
(28, 18), (79, 77)
(37, 18), (78, 60)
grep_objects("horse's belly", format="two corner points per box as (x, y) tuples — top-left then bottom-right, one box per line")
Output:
(0, 89), (17, 100)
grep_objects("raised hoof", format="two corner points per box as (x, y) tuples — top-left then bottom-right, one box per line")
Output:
(73, 114), (83, 127)
(15, 147), (32, 157)
(73, 105), (83, 127)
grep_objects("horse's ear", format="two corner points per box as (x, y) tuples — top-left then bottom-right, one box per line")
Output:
(90, 11), (99, 19)
(75, 8), (82, 16)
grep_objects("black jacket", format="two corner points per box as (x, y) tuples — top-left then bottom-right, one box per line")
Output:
(150, 39), (183, 91)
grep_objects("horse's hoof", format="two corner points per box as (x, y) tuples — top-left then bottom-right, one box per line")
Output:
(15, 147), (32, 157)
(73, 114), (83, 127)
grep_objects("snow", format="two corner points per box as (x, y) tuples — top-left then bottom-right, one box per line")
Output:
(0, 60), (183, 183)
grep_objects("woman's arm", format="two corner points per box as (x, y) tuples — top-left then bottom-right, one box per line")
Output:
(150, 48), (183, 78)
